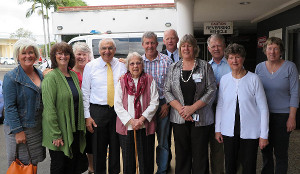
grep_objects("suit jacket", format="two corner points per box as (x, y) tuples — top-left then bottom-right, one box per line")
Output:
(161, 49), (168, 55)
(164, 59), (217, 126)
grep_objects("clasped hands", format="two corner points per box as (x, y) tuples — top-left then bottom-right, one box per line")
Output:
(178, 105), (196, 121)
(129, 116), (146, 130)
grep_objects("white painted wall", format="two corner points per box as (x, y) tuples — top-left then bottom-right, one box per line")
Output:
(52, 7), (177, 37)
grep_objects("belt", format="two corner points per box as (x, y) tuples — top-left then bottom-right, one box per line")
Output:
(90, 103), (114, 109)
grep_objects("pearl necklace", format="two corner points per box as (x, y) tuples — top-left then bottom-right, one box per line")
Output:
(181, 59), (196, 83)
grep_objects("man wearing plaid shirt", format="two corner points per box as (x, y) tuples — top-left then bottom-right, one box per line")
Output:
(142, 31), (173, 174)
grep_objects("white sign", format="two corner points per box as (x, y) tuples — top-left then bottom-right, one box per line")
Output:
(269, 28), (282, 39)
(204, 22), (233, 35)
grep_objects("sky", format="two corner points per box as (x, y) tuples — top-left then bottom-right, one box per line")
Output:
(0, 0), (173, 43)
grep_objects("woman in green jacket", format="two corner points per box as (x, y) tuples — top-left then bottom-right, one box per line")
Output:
(42, 42), (87, 174)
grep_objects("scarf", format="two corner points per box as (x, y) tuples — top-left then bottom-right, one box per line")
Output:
(124, 71), (147, 119)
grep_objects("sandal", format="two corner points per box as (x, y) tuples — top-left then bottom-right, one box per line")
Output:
(88, 171), (94, 174)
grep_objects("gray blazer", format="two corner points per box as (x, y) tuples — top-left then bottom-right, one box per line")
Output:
(164, 59), (216, 126)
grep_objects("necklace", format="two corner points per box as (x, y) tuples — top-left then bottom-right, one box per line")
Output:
(26, 73), (35, 81)
(267, 60), (283, 75)
(181, 59), (196, 83)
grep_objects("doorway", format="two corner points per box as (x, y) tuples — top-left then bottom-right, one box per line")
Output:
(286, 24), (300, 129)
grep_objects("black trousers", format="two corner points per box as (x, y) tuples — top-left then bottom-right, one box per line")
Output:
(261, 113), (291, 174)
(49, 132), (87, 174)
(223, 135), (258, 174)
(119, 129), (155, 174)
(172, 122), (210, 174)
(90, 104), (120, 174)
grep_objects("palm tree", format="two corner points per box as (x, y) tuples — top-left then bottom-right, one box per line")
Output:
(18, 0), (87, 58)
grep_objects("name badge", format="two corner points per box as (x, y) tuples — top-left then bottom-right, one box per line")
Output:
(192, 73), (202, 83)
(192, 114), (199, 121)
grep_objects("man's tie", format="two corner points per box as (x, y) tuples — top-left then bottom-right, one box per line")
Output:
(171, 53), (174, 62)
(107, 62), (114, 107)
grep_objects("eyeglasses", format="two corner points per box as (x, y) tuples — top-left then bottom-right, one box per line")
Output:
(129, 62), (142, 66)
(56, 52), (70, 56)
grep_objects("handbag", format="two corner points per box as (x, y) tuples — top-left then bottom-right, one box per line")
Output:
(6, 143), (37, 174)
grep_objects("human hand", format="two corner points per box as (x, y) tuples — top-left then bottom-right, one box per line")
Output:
(52, 138), (64, 147)
(215, 132), (223, 143)
(86, 117), (97, 133)
(286, 116), (296, 132)
(15, 131), (26, 144)
(132, 116), (146, 130)
(118, 58), (126, 64)
(179, 108), (191, 121)
(259, 138), (269, 149)
(159, 104), (169, 118)
(43, 68), (53, 77)
(181, 105), (196, 117)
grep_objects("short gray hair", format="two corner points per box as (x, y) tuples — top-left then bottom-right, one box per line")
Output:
(98, 38), (116, 49)
(13, 38), (40, 63)
(207, 34), (225, 47)
(126, 52), (144, 70)
(72, 42), (92, 60)
(142, 31), (158, 43)
(163, 29), (178, 40)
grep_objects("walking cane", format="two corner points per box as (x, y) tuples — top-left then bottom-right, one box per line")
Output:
(134, 130), (139, 174)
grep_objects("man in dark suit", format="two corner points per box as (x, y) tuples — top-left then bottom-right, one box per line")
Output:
(161, 29), (179, 63)
(161, 29), (180, 172)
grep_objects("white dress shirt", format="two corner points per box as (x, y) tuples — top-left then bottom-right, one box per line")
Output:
(114, 78), (159, 130)
(82, 57), (127, 118)
(215, 72), (269, 139)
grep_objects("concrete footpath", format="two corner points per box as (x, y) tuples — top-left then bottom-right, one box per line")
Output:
(0, 123), (300, 174)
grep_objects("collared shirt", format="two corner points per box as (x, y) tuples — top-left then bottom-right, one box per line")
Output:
(82, 57), (127, 118)
(166, 49), (180, 63)
(208, 57), (231, 85)
(143, 52), (173, 99)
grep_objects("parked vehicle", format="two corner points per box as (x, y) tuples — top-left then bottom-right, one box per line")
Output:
(68, 32), (164, 59)
(0, 57), (15, 65)
(39, 32), (164, 71)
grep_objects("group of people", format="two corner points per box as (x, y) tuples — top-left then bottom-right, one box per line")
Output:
(2, 29), (298, 174)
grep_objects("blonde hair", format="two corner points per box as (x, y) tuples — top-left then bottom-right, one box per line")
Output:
(13, 38), (40, 63)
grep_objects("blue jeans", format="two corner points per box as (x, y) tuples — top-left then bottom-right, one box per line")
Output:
(156, 99), (170, 174)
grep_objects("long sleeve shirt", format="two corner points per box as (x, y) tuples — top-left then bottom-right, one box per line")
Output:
(114, 78), (159, 130)
(215, 72), (269, 139)
(82, 57), (127, 118)
(255, 60), (299, 113)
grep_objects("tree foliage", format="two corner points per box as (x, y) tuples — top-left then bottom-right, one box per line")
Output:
(10, 28), (36, 41)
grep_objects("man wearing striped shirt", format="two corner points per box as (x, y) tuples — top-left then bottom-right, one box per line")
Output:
(142, 31), (173, 174)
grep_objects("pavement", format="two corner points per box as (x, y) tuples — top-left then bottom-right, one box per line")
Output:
(1, 123), (300, 174)
(0, 65), (299, 174)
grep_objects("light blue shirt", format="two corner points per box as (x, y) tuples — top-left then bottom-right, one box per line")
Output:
(255, 60), (299, 113)
(209, 57), (231, 85)
(166, 49), (180, 63)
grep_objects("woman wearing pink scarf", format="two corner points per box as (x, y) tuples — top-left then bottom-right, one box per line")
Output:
(114, 52), (159, 174)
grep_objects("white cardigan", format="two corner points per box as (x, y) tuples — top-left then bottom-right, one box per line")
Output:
(215, 72), (269, 139)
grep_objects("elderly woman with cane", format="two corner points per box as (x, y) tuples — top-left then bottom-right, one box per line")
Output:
(114, 52), (159, 174)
